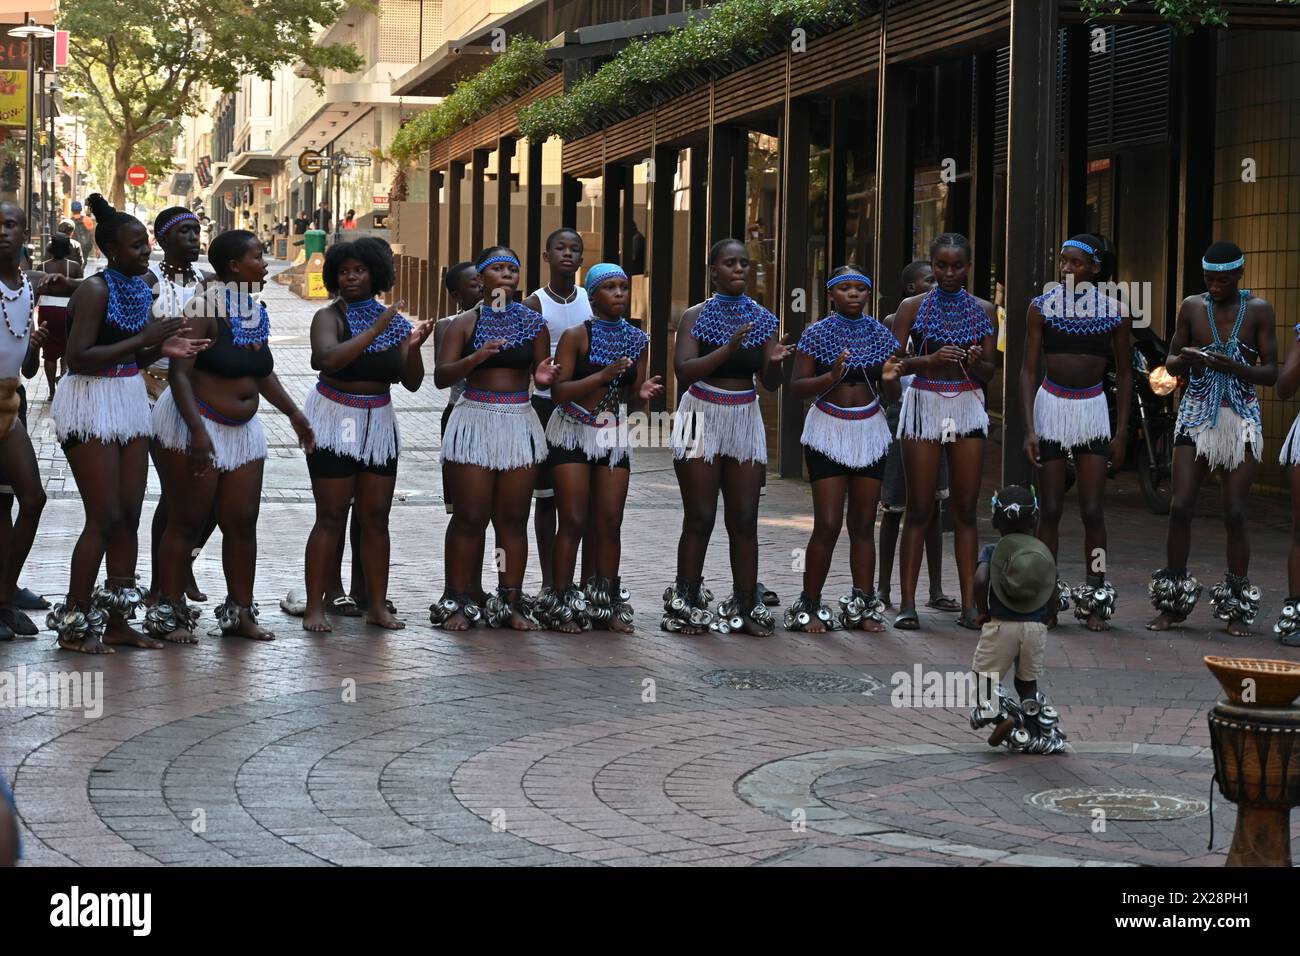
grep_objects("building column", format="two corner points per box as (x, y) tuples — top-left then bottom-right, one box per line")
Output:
(647, 145), (676, 411)
(561, 173), (582, 228)
(525, 139), (544, 296)
(873, 64), (914, 321)
(447, 159), (464, 268)
(969, 51), (996, 301)
(1173, 28), (1217, 305)
(828, 98), (849, 270)
(1003, 0), (1061, 487)
(778, 98), (812, 479)
(470, 147), (489, 257)
(601, 162), (623, 262)
(707, 124), (735, 249)
(688, 146), (708, 306)
(428, 167), (444, 316)
(1063, 26), (1090, 238)
(496, 136), (516, 247)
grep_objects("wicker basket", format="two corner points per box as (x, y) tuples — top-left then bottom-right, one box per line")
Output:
(1205, 656), (1300, 707)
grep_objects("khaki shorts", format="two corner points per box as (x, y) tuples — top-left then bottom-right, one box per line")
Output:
(971, 619), (1047, 682)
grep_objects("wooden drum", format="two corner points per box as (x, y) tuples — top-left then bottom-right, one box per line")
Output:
(1207, 701), (1300, 866)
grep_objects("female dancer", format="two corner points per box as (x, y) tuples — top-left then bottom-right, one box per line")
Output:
(891, 233), (997, 631)
(0, 201), (48, 639)
(785, 266), (901, 633)
(301, 237), (431, 633)
(432, 245), (557, 631)
(536, 262), (662, 633)
(148, 229), (314, 642)
(662, 238), (795, 636)
(47, 194), (208, 653)
(1275, 310), (1300, 647)
(1149, 241), (1276, 636)
(145, 206), (214, 605)
(37, 234), (81, 399)
(1020, 234), (1130, 631)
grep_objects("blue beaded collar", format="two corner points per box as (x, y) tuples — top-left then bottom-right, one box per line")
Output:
(914, 287), (993, 347)
(1032, 284), (1124, 337)
(104, 268), (153, 334)
(473, 300), (546, 349)
(797, 312), (898, 368)
(692, 293), (779, 350)
(345, 297), (411, 353)
(224, 289), (271, 347)
(589, 317), (649, 366)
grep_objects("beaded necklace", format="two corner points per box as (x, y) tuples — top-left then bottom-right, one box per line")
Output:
(1178, 291), (1259, 433)
(692, 293), (779, 350)
(914, 287), (993, 349)
(153, 264), (199, 320)
(1032, 283), (1124, 336)
(797, 312), (898, 369)
(589, 317), (649, 366)
(224, 289), (271, 347)
(344, 297), (412, 353)
(0, 272), (32, 339)
(104, 268), (154, 334)
(472, 300), (546, 350)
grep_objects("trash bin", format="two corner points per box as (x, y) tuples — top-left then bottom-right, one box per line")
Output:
(304, 229), (327, 256)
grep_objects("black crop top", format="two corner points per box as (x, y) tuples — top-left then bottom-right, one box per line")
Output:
(699, 340), (764, 379)
(1042, 323), (1113, 358)
(330, 304), (402, 383)
(573, 320), (636, 389)
(194, 313), (274, 379)
(462, 308), (535, 370)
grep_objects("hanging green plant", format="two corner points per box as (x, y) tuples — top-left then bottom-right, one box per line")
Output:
(518, 0), (866, 141)
(390, 35), (551, 165)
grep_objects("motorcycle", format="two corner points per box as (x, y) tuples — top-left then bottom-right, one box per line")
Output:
(1106, 325), (1178, 514)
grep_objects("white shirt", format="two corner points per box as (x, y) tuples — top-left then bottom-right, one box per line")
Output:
(148, 262), (202, 373)
(531, 285), (590, 399)
(0, 274), (33, 379)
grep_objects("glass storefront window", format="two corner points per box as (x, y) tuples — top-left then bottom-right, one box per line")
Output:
(912, 167), (949, 264)
(744, 131), (780, 310)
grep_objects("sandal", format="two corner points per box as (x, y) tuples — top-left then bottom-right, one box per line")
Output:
(280, 589), (308, 617)
(956, 612), (982, 631)
(329, 595), (363, 617)
(925, 595), (960, 612)
(757, 581), (780, 607)
(893, 609), (920, 630)
(353, 596), (398, 615)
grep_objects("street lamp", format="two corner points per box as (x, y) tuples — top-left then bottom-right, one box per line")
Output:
(7, 19), (55, 231)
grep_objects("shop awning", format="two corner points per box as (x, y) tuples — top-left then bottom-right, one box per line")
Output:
(228, 150), (281, 179)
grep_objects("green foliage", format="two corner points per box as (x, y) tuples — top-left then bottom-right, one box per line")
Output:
(389, 35), (549, 165)
(59, 0), (365, 203)
(1078, 0), (1300, 32)
(517, 0), (865, 141)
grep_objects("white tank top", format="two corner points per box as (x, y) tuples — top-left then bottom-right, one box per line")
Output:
(532, 285), (590, 399)
(148, 262), (202, 372)
(0, 275), (33, 379)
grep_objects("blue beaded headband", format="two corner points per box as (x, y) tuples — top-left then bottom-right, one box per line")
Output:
(991, 487), (1039, 517)
(584, 262), (627, 296)
(826, 271), (872, 290)
(1203, 255), (1246, 272)
(156, 212), (198, 237)
(1061, 239), (1099, 262)
(477, 254), (520, 270)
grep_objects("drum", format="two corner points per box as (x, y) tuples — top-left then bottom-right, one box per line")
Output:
(1207, 701), (1300, 866)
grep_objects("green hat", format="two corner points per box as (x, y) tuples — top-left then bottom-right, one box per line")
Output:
(989, 534), (1057, 614)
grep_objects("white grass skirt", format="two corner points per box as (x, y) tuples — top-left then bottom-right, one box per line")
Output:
(51, 372), (152, 445)
(546, 403), (629, 467)
(801, 400), (892, 469)
(303, 383), (399, 466)
(443, 396), (547, 470)
(151, 387), (267, 473)
(1033, 382), (1111, 448)
(896, 383), (988, 442)
(671, 383), (767, 464)
(1281, 416), (1300, 466)
(1177, 405), (1258, 472)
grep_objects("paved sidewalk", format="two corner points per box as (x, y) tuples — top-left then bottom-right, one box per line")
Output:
(4, 266), (1298, 866)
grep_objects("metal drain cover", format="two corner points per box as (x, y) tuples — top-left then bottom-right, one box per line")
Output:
(701, 669), (884, 694)
(1026, 787), (1208, 821)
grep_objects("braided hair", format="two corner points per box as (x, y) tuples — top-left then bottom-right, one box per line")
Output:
(85, 193), (140, 252)
(929, 232), (972, 263)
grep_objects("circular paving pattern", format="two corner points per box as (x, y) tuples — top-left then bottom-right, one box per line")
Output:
(1025, 786), (1209, 821)
(700, 669), (885, 694)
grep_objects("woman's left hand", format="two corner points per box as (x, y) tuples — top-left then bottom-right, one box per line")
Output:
(161, 335), (212, 359)
(534, 356), (560, 387)
(639, 375), (664, 401)
(290, 411), (316, 453)
(409, 319), (435, 348)
(771, 334), (796, 363)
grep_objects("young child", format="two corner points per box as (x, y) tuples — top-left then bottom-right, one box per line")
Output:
(968, 486), (1068, 754)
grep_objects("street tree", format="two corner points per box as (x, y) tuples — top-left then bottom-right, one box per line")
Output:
(58, 0), (366, 206)
(1079, 0), (1300, 31)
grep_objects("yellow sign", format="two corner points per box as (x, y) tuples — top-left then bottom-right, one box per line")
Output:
(298, 148), (323, 177)
(306, 252), (327, 298)
(0, 70), (25, 127)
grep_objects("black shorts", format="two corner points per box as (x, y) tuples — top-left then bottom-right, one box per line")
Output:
(804, 444), (886, 482)
(440, 402), (453, 440)
(547, 444), (631, 472)
(532, 395), (556, 498)
(1038, 435), (1110, 462)
(306, 446), (398, 480)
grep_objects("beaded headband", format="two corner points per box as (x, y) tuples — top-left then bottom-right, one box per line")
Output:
(156, 212), (198, 238)
(477, 254), (520, 270)
(991, 487), (1039, 518)
(1203, 255), (1246, 272)
(584, 262), (627, 296)
(826, 271), (872, 291)
(1061, 239), (1099, 262)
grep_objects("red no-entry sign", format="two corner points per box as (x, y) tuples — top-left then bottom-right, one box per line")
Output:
(126, 165), (148, 187)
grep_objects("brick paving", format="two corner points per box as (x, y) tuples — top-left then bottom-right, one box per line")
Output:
(3, 262), (1300, 866)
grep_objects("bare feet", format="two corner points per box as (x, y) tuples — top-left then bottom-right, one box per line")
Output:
(739, 613), (774, 638)
(608, 617), (634, 634)
(1085, 611), (1110, 632)
(59, 633), (115, 654)
(302, 605), (333, 632)
(438, 609), (469, 631)
(156, 627), (199, 645)
(857, 618), (887, 633)
(366, 608), (405, 630)
(226, 607), (274, 641)
(103, 617), (165, 649)
(1227, 620), (1252, 637)
(508, 608), (540, 631)
(185, 581), (208, 602)
(556, 619), (584, 633)
(1146, 611), (1185, 631)
(803, 616), (829, 634)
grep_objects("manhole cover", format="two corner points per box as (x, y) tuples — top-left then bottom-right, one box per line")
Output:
(1026, 787), (1208, 821)
(701, 669), (884, 694)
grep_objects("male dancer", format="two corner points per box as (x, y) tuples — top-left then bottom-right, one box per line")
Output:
(1148, 242), (1276, 636)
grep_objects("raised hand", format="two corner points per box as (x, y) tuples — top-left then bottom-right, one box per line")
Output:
(535, 356), (560, 388)
(161, 335), (212, 359)
(727, 322), (754, 349)
(139, 316), (186, 347)
(881, 355), (902, 382)
(474, 338), (507, 364)
(830, 348), (849, 381)
(409, 319), (435, 348)
(771, 333), (796, 364)
(601, 357), (633, 383)
(639, 374), (664, 401)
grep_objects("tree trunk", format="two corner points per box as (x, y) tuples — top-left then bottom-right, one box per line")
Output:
(110, 136), (134, 209)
